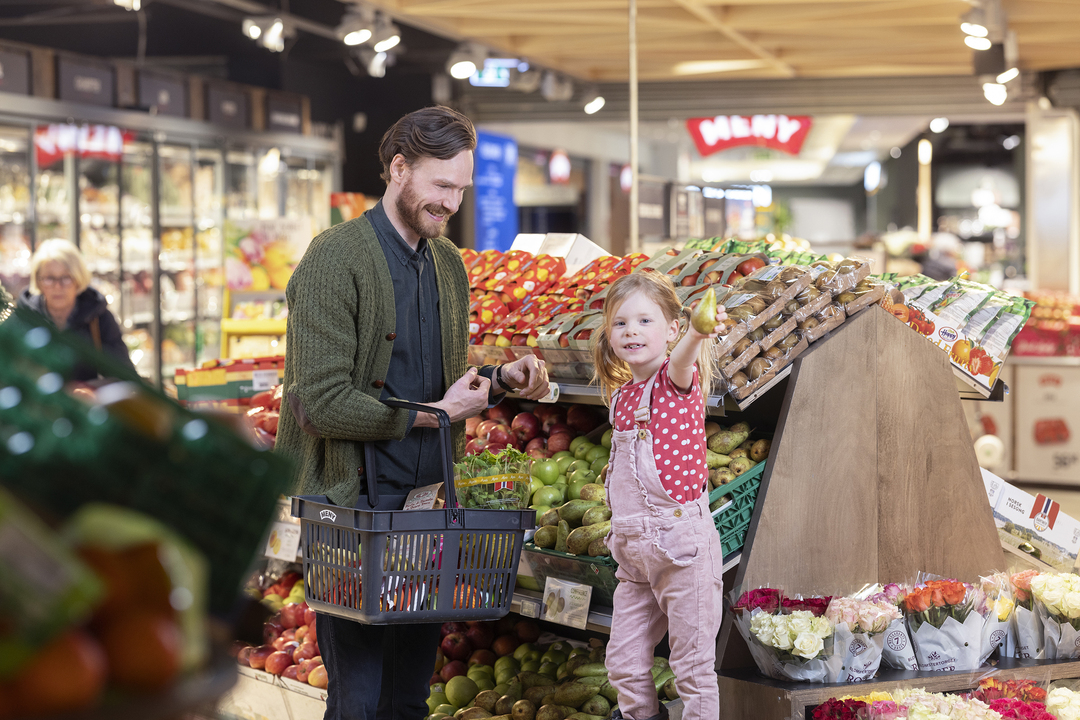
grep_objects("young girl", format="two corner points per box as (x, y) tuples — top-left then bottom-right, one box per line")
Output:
(592, 271), (726, 720)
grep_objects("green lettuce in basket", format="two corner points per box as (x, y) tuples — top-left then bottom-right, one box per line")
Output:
(454, 448), (531, 510)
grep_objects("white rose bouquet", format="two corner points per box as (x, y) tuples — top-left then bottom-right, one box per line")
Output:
(1047, 687), (1080, 720)
(1030, 572), (1080, 659)
(824, 597), (902, 681)
(735, 606), (842, 682)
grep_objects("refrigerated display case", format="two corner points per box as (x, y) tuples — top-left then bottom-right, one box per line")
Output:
(0, 92), (341, 388)
(0, 125), (31, 298)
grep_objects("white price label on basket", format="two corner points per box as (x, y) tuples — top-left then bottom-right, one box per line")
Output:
(252, 369), (278, 391)
(541, 577), (592, 629)
(264, 521), (301, 561)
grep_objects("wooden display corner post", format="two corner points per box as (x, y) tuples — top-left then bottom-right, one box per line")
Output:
(716, 306), (1005, 707)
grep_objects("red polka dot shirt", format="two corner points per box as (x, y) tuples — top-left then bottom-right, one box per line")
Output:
(612, 359), (708, 503)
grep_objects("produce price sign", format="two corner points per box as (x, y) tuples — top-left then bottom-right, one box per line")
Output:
(541, 577), (592, 629)
(983, 468), (1080, 572)
(264, 502), (301, 561)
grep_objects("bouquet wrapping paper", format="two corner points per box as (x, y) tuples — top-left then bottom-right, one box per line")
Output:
(909, 610), (987, 671)
(881, 616), (919, 671)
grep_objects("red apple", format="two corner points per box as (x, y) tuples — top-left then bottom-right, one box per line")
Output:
(465, 416), (482, 438)
(525, 437), (546, 453)
(485, 441), (511, 453)
(237, 646), (253, 667)
(304, 607), (316, 627)
(282, 665), (300, 681)
(486, 400), (516, 424)
(308, 664), (328, 689)
(293, 641), (318, 664)
(295, 625), (309, 643)
(430, 673), (443, 685)
(546, 423), (571, 438)
(229, 641), (247, 658)
(464, 438), (487, 456)
(495, 616), (516, 636)
(542, 412), (567, 435)
(515, 619), (541, 643)
(511, 412), (540, 444)
(487, 426), (514, 448)
(475, 419), (506, 440)
(272, 636), (288, 651)
(468, 648), (497, 666)
(566, 405), (600, 434)
(265, 651), (295, 675)
(248, 645), (274, 670)
(527, 448), (550, 460)
(263, 618), (284, 645)
(281, 602), (308, 629)
(307, 621), (317, 643)
(281, 641), (299, 657)
(492, 635), (519, 657)
(441, 622), (468, 639)
(281, 629), (296, 643)
(533, 405), (557, 423)
(547, 433), (572, 454)
(440, 632), (473, 662)
(465, 623), (495, 651)
(297, 657), (319, 683)
(440, 660), (468, 682)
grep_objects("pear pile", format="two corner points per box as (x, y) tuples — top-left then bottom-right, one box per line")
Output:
(704, 421), (770, 508)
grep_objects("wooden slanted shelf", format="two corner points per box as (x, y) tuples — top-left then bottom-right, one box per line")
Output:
(713, 306), (1067, 719)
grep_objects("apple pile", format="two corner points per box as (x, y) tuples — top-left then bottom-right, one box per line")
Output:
(233, 586), (327, 690)
(465, 400), (602, 461)
(246, 384), (282, 449)
(526, 431), (610, 527)
(426, 625), (678, 720)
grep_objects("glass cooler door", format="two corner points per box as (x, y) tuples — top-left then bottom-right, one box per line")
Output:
(0, 126), (32, 298)
(120, 138), (157, 382)
(157, 143), (196, 387)
(195, 148), (224, 365)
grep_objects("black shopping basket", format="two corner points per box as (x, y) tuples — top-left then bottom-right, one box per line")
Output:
(291, 399), (533, 624)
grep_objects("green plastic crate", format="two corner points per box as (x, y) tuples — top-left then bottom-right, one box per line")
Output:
(709, 460), (766, 557)
(0, 307), (292, 613)
(521, 543), (619, 606)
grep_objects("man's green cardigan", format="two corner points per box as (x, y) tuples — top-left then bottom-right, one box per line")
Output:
(275, 214), (471, 507)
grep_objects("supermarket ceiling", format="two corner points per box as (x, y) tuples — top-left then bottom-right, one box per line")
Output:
(371, 0), (1080, 82)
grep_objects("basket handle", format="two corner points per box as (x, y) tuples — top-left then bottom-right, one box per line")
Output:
(362, 399), (458, 509)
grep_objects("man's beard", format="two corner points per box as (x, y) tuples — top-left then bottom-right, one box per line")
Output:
(396, 177), (453, 240)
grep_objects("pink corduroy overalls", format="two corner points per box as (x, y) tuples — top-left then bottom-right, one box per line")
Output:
(604, 368), (725, 720)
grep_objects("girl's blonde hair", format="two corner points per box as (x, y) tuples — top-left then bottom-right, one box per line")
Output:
(30, 239), (90, 294)
(591, 271), (715, 404)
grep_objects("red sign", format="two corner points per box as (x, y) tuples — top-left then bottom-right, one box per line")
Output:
(686, 114), (813, 157)
(34, 123), (135, 167)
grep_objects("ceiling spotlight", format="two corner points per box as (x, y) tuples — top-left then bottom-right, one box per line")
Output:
(1003, 135), (1021, 150)
(997, 67), (1019, 83)
(960, 7), (988, 37)
(918, 139), (933, 166)
(337, 8), (374, 47)
(889, 146), (902, 159)
(113, 0), (141, 10)
(355, 48), (391, 78)
(965, 36), (992, 51)
(983, 82), (1008, 106)
(242, 16), (290, 52)
(540, 71), (574, 102)
(371, 15), (401, 53)
(929, 117), (949, 133)
(583, 95), (605, 115)
(447, 44), (486, 80)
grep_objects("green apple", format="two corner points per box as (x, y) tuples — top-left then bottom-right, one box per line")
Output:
(533, 486), (563, 508)
(551, 450), (573, 461)
(556, 456), (575, 475)
(513, 642), (536, 661)
(532, 459), (560, 485)
(601, 428), (612, 449)
(569, 478), (589, 501)
(590, 457), (608, 475)
(568, 459), (591, 476)
(538, 662), (559, 678)
(529, 476), (545, 497)
(568, 436), (590, 454)
(573, 442), (595, 460)
(529, 505), (550, 525)
(569, 468), (597, 486)
(427, 693), (448, 713)
(552, 483), (568, 505)
(585, 445), (609, 464)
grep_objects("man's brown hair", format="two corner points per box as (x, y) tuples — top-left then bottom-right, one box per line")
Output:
(379, 106), (477, 184)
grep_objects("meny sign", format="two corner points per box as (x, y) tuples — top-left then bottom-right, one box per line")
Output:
(686, 114), (813, 157)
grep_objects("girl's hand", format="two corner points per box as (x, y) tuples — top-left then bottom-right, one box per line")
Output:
(687, 307), (728, 339)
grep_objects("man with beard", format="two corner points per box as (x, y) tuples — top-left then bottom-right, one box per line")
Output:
(277, 106), (549, 720)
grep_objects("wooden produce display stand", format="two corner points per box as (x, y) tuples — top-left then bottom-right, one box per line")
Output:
(714, 305), (1080, 719)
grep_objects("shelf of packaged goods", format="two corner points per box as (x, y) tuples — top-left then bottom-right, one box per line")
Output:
(221, 318), (288, 335)
(511, 552), (740, 635)
(953, 365), (1007, 401)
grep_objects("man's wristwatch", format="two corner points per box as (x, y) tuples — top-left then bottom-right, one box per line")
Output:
(495, 364), (508, 392)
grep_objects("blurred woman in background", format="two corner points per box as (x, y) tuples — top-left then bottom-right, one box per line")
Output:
(18, 239), (136, 381)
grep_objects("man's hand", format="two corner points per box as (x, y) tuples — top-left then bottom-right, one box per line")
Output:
(416, 368), (491, 427)
(498, 355), (550, 401)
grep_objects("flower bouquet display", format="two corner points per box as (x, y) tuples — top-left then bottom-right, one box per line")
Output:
(1047, 687), (1080, 720)
(1011, 570), (1044, 660)
(1029, 572), (1080, 659)
(892, 688), (1001, 720)
(824, 596), (902, 681)
(981, 573), (1017, 660)
(861, 583), (919, 671)
(901, 579), (991, 671)
(731, 588), (842, 682)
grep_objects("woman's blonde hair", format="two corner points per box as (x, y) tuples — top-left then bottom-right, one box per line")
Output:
(30, 239), (90, 294)
(591, 271), (715, 404)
